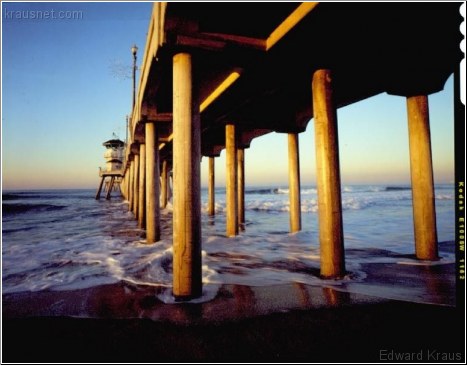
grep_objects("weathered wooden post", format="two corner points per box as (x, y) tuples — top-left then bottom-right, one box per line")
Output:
(138, 143), (146, 229)
(208, 157), (215, 216)
(129, 162), (135, 212)
(105, 176), (115, 200)
(226, 123), (238, 237)
(120, 175), (126, 200)
(146, 122), (161, 243)
(288, 133), (302, 232)
(237, 148), (245, 230)
(406, 95), (438, 260)
(124, 170), (129, 202)
(312, 69), (345, 278)
(172, 52), (202, 299)
(133, 153), (140, 219)
(161, 159), (169, 209)
(95, 176), (105, 200)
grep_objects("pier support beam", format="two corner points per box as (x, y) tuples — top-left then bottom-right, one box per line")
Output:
(121, 176), (126, 200)
(172, 52), (202, 299)
(406, 95), (438, 260)
(208, 157), (215, 216)
(161, 159), (169, 209)
(129, 163), (134, 212)
(95, 176), (105, 200)
(312, 69), (345, 278)
(127, 169), (131, 203)
(146, 122), (161, 243)
(138, 144), (146, 229)
(237, 148), (245, 230)
(133, 154), (140, 219)
(288, 133), (302, 233)
(226, 123), (238, 237)
(105, 176), (115, 200)
(123, 172), (128, 201)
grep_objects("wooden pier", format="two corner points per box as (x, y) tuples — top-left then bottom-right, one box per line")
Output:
(118, 2), (461, 298)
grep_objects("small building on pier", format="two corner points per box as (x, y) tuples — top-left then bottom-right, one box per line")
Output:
(95, 136), (125, 200)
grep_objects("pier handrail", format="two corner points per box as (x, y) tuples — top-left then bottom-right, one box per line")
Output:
(125, 3), (167, 171)
(131, 2), (167, 134)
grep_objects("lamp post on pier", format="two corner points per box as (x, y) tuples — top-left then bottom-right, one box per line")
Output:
(131, 44), (138, 110)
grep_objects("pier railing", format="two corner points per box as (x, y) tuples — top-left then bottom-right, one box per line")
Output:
(99, 167), (123, 177)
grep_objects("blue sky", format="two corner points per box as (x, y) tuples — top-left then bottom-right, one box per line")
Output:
(2, 2), (456, 190)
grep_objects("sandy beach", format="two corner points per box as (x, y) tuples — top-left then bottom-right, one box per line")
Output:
(3, 260), (464, 363)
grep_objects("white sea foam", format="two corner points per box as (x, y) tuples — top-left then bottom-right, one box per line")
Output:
(2, 186), (456, 306)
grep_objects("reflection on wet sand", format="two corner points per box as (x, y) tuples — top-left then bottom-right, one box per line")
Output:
(3, 282), (385, 324)
(340, 261), (456, 306)
(3, 259), (455, 323)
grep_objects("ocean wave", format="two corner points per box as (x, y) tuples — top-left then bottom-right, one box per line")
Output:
(245, 188), (277, 195)
(242, 197), (373, 213)
(385, 186), (411, 191)
(2, 203), (66, 214)
(436, 194), (454, 200)
(244, 188), (318, 195)
(2, 191), (90, 201)
(241, 185), (420, 196)
(2, 193), (41, 201)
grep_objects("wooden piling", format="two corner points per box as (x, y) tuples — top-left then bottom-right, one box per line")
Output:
(161, 159), (169, 209)
(95, 176), (105, 200)
(288, 133), (302, 232)
(172, 52), (202, 299)
(129, 163), (134, 212)
(122, 174), (127, 201)
(237, 148), (245, 230)
(208, 157), (215, 216)
(407, 95), (438, 260)
(146, 122), (161, 243)
(127, 170), (131, 203)
(226, 123), (238, 237)
(120, 176), (126, 200)
(125, 173), (130, 202)
(133, 154), (140, 219)
(105, 176), (115, 200)
(138, 144), (146, 229)
(312, 69), (345, 278)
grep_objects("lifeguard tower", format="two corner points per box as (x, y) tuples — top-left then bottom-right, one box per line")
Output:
(95, 135), (125, 200)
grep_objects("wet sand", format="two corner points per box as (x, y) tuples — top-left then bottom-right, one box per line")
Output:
(3, 260), (465, 362)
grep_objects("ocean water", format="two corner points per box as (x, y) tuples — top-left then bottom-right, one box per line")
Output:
(2, 184), (455, 303)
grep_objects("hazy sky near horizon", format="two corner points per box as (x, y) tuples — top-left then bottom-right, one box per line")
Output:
(1, 2), (458, 190)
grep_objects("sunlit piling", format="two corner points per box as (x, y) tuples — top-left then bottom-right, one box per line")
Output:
(133, 154), (140, 219)
(208, 157), (215, 216)
(407, 95), (439, 260)
(237, 148), (245, 230)
(138, 143), (146, 229)
(129, 163), (135, 212)
(288, 133), (302, 233)
(226, 123), (239, 237)
(312, 69), (345, 278)
(172, 53), (202, 299)
(146, 122), (161, 243)
(161, 159), (169, 209)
